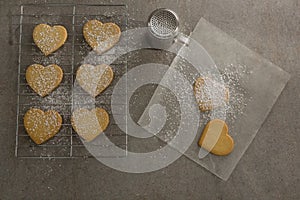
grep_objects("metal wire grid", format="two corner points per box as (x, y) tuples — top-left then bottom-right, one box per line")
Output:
(12, 3), (128, 158)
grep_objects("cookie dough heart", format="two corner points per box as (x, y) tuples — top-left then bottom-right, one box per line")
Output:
(24, 108), (62, 145)
(26, 64), (63, 97)
(194, 77), (229, 111)
(198, 119), (234, 156)
(71, 108), (109, 142)
(83, 19), (121, 54)
(33, 24), (68, 56)
(76, 64), (113, 97)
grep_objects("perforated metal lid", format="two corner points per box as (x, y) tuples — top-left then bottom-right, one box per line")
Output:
(148, 8), (179, 38)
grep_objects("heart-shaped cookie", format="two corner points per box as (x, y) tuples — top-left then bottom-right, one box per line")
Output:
(71, 108), (109, 142)
(83, 19), (121, 54)
(24, 108), (62, 145)
(33, 24), (68, 56)
(194, 77), (229, 111)
(26, 64), (63, 97)
(198, 119), (234, 156)
(76, 64), (114, 97)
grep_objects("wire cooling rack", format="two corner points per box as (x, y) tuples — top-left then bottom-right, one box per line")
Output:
(12, 3), (128, 158)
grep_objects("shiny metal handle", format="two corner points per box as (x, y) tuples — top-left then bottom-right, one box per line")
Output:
(174, 33), (190, 46)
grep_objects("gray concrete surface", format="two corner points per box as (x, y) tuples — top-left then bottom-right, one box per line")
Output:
(0, 0), (299, 199)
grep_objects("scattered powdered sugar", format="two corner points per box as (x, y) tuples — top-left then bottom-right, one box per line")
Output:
(33, 24), (67, 55)
(71, 109), (102, 137)
(194, 76), (229, 111)
(36, 30), (60, 48)
(24, 109), (62, 144)
(199, 64), (253, 129)
(222, 64), (252, 114)
(75, 64), (113, 97)
(26, 64), (62, 97)
(94, 35), (121, 55)
(83, 20), (121, 55)
(34, 54), (60, 63)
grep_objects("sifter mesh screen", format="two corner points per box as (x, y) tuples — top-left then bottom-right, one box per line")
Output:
(149, 9), (178, 37)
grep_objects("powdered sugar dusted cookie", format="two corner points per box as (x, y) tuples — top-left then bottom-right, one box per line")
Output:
(83, 19), (121, 54)
(24, 108), (62, 145)
(26, 64), (63, 97)
(194, 77), (229, 111)
(76, 64), (114, 97)
(33, 24), (68, 56)
(71, 108), (109, 142)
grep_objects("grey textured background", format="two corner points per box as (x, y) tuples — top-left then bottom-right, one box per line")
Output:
(0, 0), (299, 199)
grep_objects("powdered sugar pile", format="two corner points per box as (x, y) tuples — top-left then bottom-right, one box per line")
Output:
(194, 76), (229, 111)
(199, 64), (252, 128)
